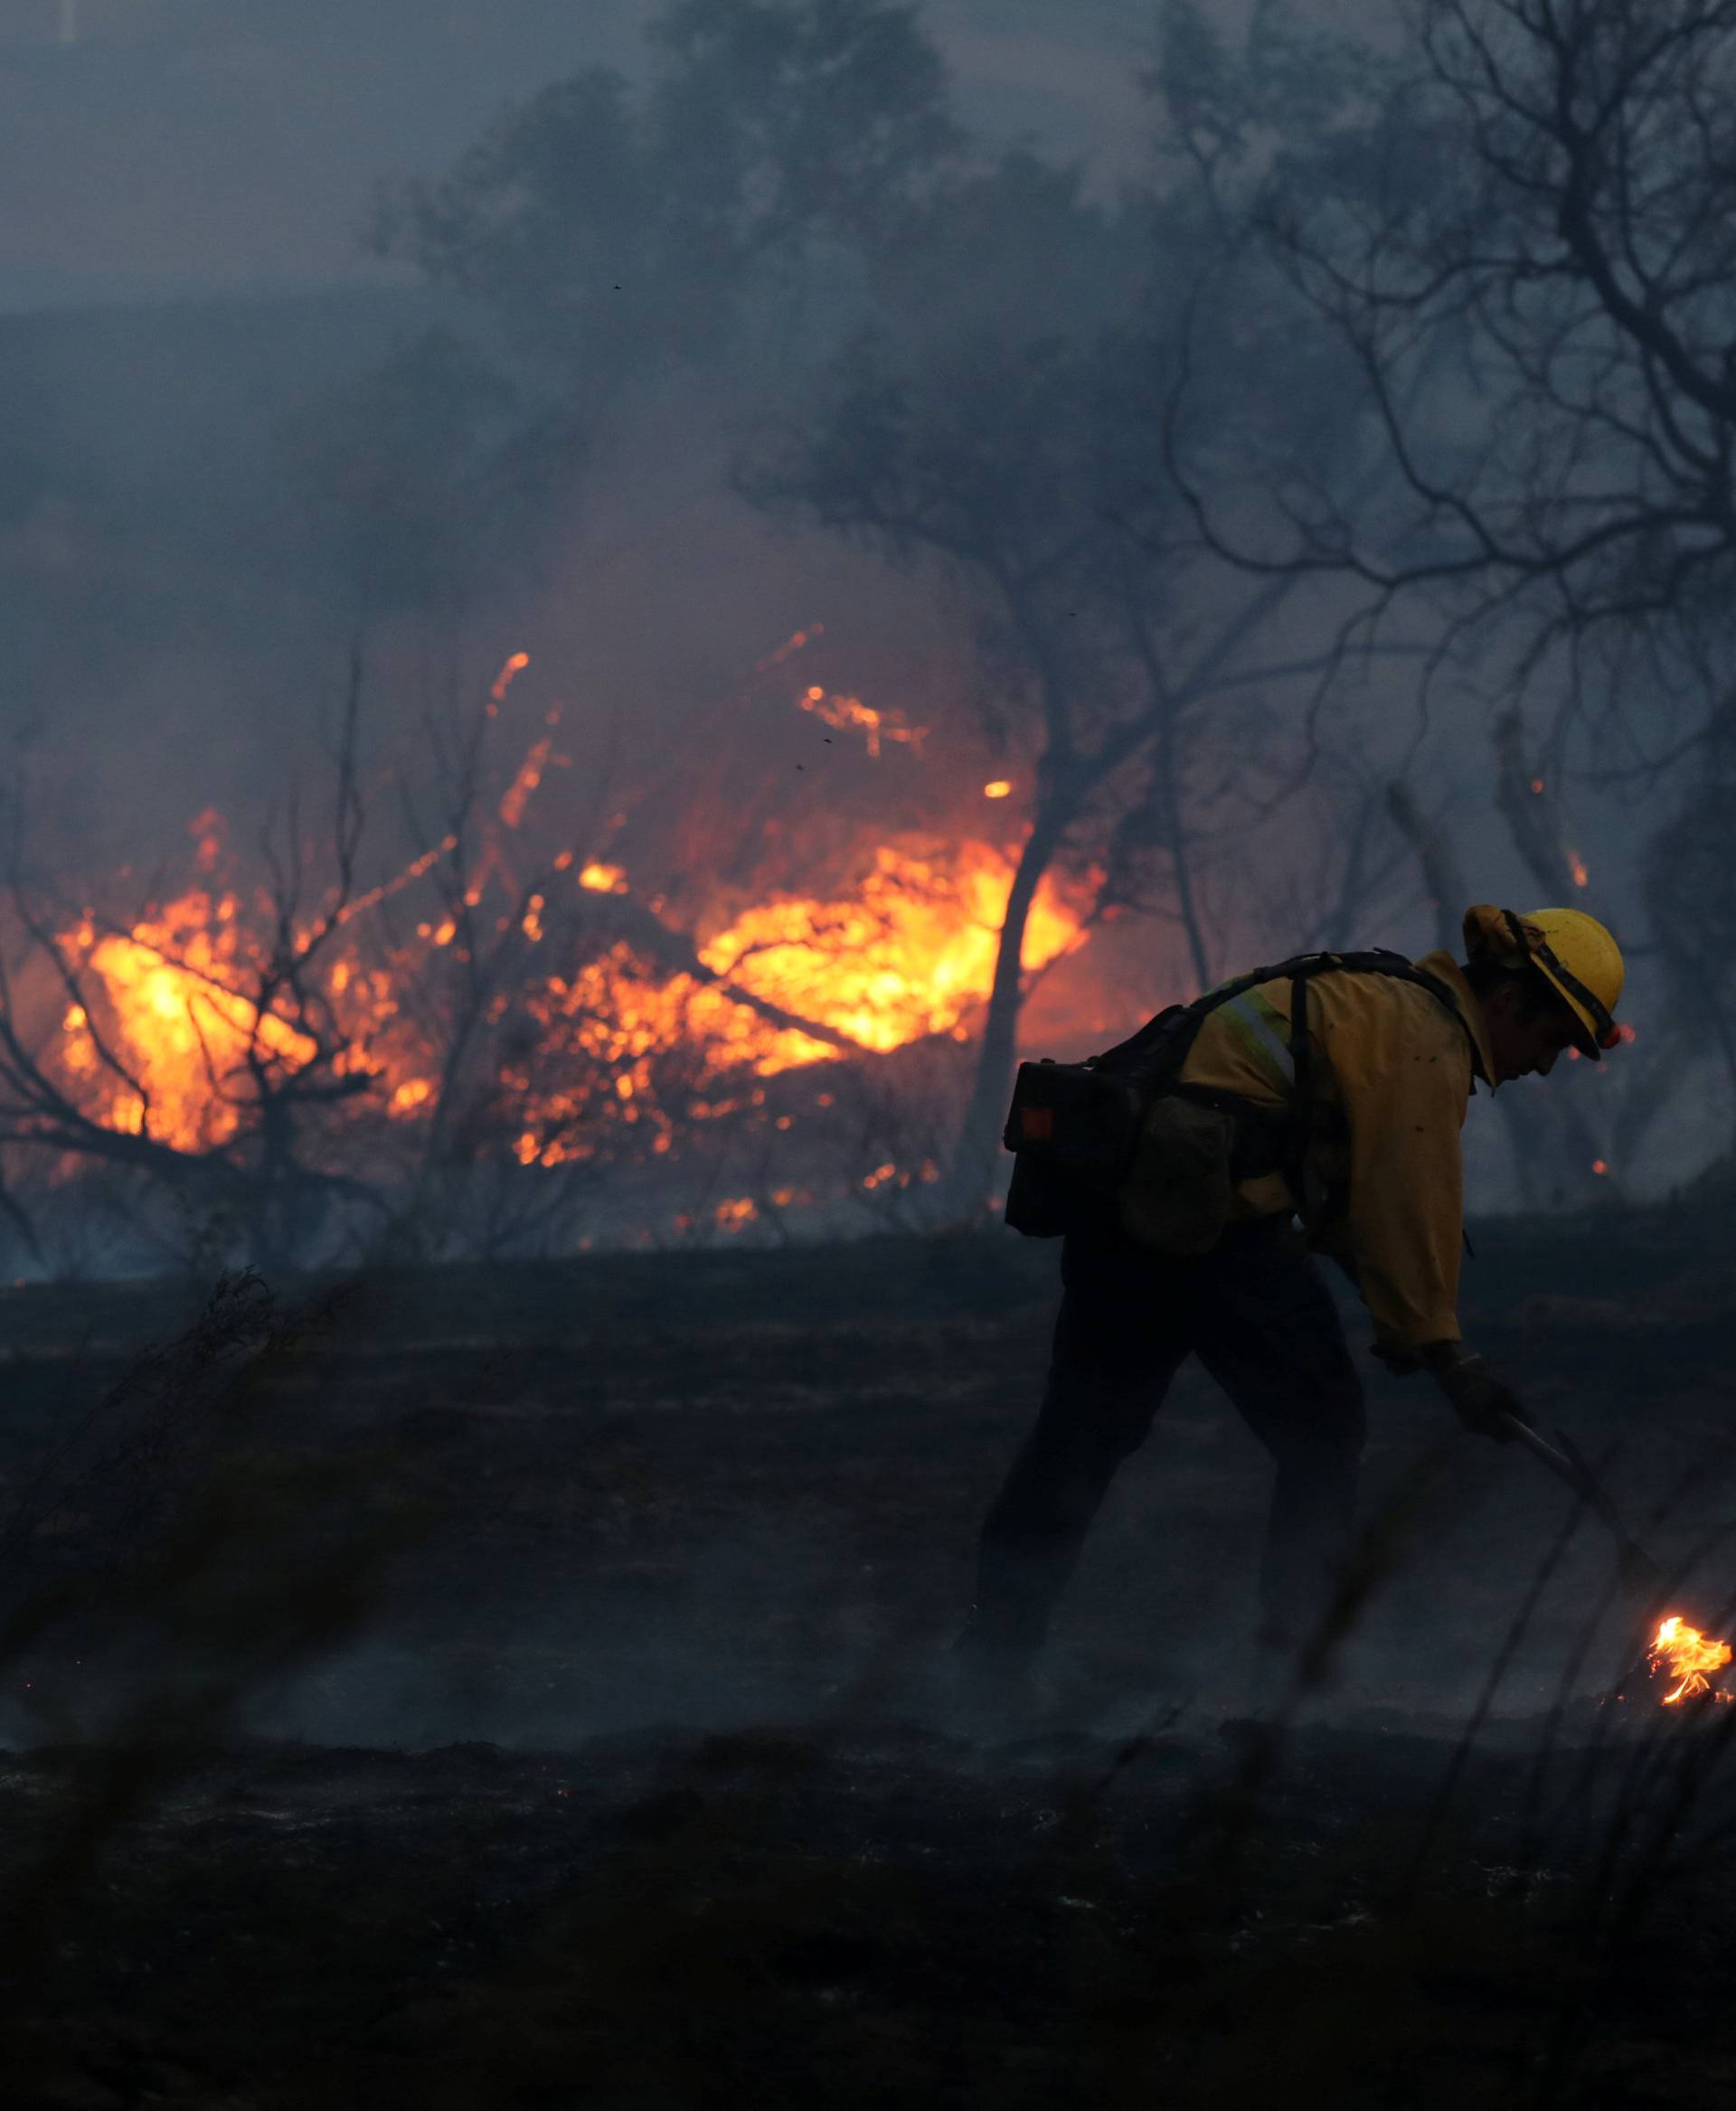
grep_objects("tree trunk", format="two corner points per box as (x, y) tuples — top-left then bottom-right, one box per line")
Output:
(944, 804), (1069, 1220)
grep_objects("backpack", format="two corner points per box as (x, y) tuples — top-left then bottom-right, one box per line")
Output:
(1002, 948), (1475, 1254)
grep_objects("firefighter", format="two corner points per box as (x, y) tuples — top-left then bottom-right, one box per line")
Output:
(956, 904), (1626, 1687)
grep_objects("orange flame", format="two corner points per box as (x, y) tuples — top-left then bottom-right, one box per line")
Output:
(48, 808), (1095, 1188)
(754, 625), (823, 672)
(983, 780), (1012, 799)
(58, 892), (320, 1148)
(499, 713), (563, 830)
(491, 651), (530, 702)
(335, 834), (459, 925)
(189, 807), (225, 874)
(1650, 1616), (1733, 1704)
(1569, 850), (1589, 889)
(698, 842), (1086, 1056)
(797, 686), (925, 758)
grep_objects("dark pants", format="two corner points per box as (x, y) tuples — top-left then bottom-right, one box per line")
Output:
(969, 1215), (1366, 1655)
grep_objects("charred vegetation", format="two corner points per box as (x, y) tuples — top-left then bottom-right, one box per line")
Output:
(0, 1214), (1730, 2104)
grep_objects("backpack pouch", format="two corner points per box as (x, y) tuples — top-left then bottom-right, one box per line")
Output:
(1117, 1093), (1238, 1256)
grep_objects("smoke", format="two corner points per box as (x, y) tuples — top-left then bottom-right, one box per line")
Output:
(0, 0), (1720, 1243)
(0, 5), (1159, 804)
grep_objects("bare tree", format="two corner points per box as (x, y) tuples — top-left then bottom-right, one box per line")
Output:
(1642, 702), (1736, 1154)
(746, 307), (1434, 1207)
(1247, 762), (1421, 961)
(0, 659), (387, 1275)
(0, 625), (930, 1274)
(1170, 0), (1736, 739)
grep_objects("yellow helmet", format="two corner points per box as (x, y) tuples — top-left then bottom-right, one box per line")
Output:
(1462, 904), (1625, 1060)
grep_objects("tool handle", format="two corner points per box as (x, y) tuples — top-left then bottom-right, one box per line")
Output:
(1499, 1414), (1622, 1531)
(1498, 1412), (1665, 1587)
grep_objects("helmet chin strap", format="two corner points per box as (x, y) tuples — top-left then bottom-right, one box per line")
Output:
(1498, 909), (1616, 1051)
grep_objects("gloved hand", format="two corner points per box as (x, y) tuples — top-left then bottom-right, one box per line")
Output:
(1427, 1350), (1521, 1444)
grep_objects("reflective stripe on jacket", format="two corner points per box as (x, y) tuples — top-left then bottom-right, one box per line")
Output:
(1171, 949), (1495, 1350)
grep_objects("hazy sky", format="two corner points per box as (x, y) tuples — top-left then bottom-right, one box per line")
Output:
(0, 1), (1153, 309)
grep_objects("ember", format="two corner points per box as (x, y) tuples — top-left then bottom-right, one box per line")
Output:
(1649, 1616), (1733, 1705)
(797, 685), (924, 757)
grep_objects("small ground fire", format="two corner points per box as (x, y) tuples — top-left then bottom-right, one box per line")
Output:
(1649, 1616), (1733, 1705)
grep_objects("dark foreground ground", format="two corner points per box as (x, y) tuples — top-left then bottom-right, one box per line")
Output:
(0, 1202), (1734, 2106)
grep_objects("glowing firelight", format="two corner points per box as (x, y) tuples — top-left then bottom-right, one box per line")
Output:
(698, 842), (1088, 1056)
(797, 686), (925, 758)
(42, 636), (1100, 1180)
(1651, 1616), (1733, 1705)
(755, 625), (823, 671)
(1569, 850), (1590, 889)
(491, 651), (530, 702)
(57, 895), (319, 1148)
(1591, 1159), (1609, 1175)
(50, 830), (1097, 1160)
(499, 715), (563, 830)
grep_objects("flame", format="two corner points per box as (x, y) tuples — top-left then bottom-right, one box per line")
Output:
(42, 635), (1114, 1220)
(499, 717), (562, 830)
(58, 891), (320, 1148)
(1650, 1616), (1733, 1705)
(490, 651), (530, 702)
(754, 625), (823, 671)
(797, 686), (925, 758)
(1569, 850), (1589, 889)
(190, 807), (225, 874)
(698, 842), (1087, 1056)
(335, 834), (459, 926)
(46, 809), (1094, 1193)
(1591, 1158), (1608, 1175)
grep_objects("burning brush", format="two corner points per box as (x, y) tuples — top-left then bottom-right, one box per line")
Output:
(1641, 1616), (1733, 1709)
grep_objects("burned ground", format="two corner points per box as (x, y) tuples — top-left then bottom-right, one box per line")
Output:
(0, 1209), (1733, 2107)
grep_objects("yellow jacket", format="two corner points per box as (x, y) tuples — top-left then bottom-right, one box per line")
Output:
(1173, 950), (1495, 1350)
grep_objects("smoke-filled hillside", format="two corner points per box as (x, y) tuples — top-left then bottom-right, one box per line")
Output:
(0, 0), (1724, 1272)
(8, 8), (1736, 2106)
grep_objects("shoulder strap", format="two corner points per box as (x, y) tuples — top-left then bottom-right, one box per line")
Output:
(1092, 947), (1479, 1088)
(1288, 966), (1316, 1224)
(1091, 947), (1480, 1230)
